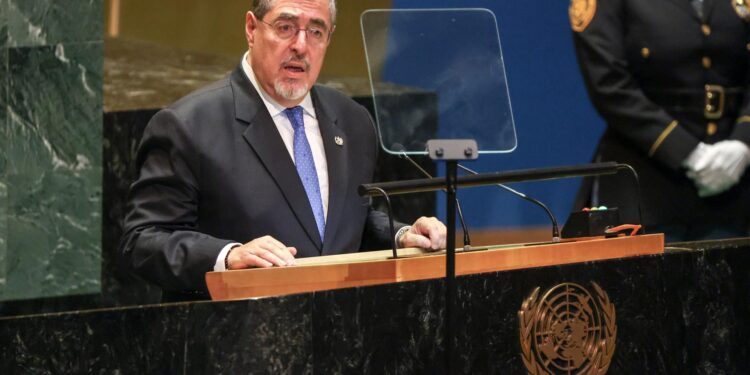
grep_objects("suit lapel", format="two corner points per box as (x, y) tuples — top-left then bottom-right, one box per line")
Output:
(702, 0), (720, 20)
(231, 67), (323, 251)
(311, 88), (348, 254)
(667, 0), (702, 20)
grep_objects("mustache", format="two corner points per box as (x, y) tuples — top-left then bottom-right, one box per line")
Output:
(281, 55), (310, 70)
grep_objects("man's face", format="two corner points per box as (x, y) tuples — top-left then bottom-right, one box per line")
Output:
(246, 0), (333, 107)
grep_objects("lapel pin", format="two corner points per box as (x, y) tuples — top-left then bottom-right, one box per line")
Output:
(334, 136), (344, 146)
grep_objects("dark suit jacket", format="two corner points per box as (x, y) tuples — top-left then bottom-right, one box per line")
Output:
(571, 0), (750, 227)
(120, 66), (398, 295)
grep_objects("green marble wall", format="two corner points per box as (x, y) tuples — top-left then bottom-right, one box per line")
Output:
(1, 0), (8, 290)
(0, 0), (103, 300)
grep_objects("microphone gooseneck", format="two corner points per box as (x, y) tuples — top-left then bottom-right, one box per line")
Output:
(362, 186), (399, 259)
(457, 164), (561, 243)
(396, 150), (472, 250)
(614, 163), (645, 235)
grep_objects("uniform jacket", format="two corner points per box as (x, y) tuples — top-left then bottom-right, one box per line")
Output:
(120, 66), (397, 295)
(571, 0), (750, 226)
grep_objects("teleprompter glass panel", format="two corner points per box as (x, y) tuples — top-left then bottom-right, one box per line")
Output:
(361, 8), (516, 155)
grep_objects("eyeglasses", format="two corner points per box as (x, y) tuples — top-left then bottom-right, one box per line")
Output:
(260, 19), (330, 45)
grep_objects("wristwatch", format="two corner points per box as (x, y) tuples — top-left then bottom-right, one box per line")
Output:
(395, 225), (411, 247)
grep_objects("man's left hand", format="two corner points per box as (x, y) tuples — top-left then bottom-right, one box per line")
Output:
(398, 216), (447, 251)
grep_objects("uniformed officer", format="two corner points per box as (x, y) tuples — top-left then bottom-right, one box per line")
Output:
(570, 0), (750, 241)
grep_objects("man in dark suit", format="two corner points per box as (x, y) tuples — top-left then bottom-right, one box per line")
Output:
(120, 0), (446, 298)
(570, 0), (750, 241)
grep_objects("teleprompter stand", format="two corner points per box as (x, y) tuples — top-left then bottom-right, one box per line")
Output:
(427, 139), (478, 374)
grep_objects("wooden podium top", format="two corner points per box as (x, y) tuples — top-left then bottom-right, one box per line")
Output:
(205, 234), (664, 301)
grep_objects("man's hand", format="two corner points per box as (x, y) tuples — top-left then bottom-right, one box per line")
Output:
(684, 140), (750, 197)
(398, 216), (447, 251)
(226, 235), (297, 269)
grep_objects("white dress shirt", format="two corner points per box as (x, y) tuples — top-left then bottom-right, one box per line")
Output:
(214, 52), (330, 271)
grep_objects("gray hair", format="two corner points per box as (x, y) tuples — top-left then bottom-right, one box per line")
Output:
(252, 0), (337, 26)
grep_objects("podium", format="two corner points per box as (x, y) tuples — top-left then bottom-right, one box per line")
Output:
(5, 236), (750, 373)
(206, 234), (664, 300)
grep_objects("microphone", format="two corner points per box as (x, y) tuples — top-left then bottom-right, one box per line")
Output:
(457, 164), (561, 243)
(391, 144), (472, 250)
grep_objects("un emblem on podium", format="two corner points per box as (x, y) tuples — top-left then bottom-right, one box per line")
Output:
(518, 282), (617, 374)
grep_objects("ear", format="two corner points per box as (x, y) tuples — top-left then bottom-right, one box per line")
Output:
(245, 11), (258, 48)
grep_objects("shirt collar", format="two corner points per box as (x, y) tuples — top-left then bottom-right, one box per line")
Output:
(241, 51), (316, 119)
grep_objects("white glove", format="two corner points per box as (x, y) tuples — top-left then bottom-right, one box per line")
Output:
(684, 140), (750, 197)
(682, 142), (710, 171)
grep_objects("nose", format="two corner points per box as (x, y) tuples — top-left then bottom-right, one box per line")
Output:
(290, 29), (309, 54)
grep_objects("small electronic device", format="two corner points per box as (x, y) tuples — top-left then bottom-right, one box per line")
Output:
(561, 206), (621, 238)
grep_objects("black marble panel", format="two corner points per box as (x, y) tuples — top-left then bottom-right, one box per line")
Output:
(0, 294), (313, 374)
(4, 43), (102, 301)
(3, 243), (750, 373)
(62, 308), (186, 372)
(183, 296), (313, 374)
(312, 279), (444, 374)
(5, 0), (102, 47)
(101, 109), (161, 307)
(0, 303), (188, 373)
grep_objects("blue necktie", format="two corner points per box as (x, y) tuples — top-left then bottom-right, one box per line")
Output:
(284, 106), (325, 241)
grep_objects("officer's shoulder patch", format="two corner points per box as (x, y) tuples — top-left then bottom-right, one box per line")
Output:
(570, 0), (597, 32)
(733, 0), (750, 22)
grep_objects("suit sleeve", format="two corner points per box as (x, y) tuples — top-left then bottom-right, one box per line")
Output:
(572, 0), (699, 170)
(357, 105), (407, 250)
(119, 109), (232, 292)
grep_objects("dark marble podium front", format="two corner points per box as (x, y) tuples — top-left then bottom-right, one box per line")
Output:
(2, 239), (749, 374)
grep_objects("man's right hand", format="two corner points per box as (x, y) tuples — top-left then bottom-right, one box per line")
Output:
(684, 140), (750, 197)
(226, 235), (297, 269)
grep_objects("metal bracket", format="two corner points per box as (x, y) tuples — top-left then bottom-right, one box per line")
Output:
(427, 139), (479, 161)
